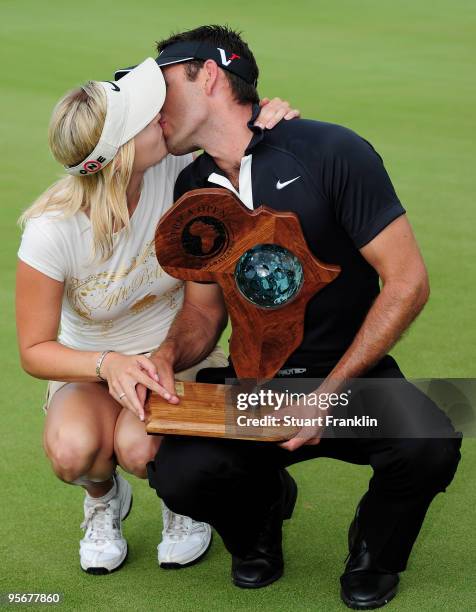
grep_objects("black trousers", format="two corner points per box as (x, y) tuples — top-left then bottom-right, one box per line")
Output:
(147, 356), (462, 572)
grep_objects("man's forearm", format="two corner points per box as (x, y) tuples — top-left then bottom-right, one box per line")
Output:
(153, 302), (227, 372)
(324, 278), (429, 388)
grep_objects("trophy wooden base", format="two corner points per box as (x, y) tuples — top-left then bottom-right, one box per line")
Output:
(145, 381), (298, 442)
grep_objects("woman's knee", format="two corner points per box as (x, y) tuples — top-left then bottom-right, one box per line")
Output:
(44, 427), (102, 483)
(116, 434), (160, 479)
(43, 382), (120, 483)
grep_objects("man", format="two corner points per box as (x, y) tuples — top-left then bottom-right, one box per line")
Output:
(119, 26), (462, 609)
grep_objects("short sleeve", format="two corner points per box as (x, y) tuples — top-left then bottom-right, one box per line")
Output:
(324, 129), (406, 248)
(18, 216), (67, 282)
(166, 153), (194, 187)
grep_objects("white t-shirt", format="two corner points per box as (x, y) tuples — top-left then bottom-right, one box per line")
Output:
(18, 153), (193, 355)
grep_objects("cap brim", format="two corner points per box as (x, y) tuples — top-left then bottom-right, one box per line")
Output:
(155, 55), (194, 68)
(116, 58), (166, 145)
(114, 65), (136, 80)
(115, 55), (194, 80)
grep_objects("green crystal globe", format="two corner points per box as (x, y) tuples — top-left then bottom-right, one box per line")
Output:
(234, 244), (304, 308)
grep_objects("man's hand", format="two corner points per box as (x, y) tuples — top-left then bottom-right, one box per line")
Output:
(149, 346), (180, 404)
(277, 377), (348, 451)
(278, 399), (325, 452)
(280, 419), (324, 451)
(135, 349), (180, 410)
(254, 97), (300, 130)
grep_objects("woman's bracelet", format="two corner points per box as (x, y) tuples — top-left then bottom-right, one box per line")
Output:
(96, 350), (113, 381)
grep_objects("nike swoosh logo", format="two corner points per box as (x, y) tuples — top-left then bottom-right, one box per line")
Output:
(276, 176), (301, 190)
(104, 81), (121, 92)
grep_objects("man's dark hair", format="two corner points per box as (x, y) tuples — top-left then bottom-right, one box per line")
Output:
(156, 25), (259, 105)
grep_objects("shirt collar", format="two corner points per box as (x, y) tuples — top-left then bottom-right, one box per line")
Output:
(198, 103), (264, 179)
(244, 103), (265, 154)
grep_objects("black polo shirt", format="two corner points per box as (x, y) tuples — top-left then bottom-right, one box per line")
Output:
(174, 105), (406, 369)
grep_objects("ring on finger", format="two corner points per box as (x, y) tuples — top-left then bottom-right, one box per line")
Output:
(118, 392), (127, 400)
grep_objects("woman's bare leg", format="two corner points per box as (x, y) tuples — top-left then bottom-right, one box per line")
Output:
(114, 407), (213, 568)
(43, 382), (121, 497)
(114, 408), (162, 478)
(43, 382), (132, 573)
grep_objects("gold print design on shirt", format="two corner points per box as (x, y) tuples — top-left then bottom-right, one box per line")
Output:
(162, 287), (181, 310)
(129, 293), (158, 314)
(66, 239), (169, 322)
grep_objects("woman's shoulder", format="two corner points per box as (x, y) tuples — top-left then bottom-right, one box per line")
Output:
(18, 210), (84, 282)
(24, 208), (85, 230)
(21, 209), (88, 249)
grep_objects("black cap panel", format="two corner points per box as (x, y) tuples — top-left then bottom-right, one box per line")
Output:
(156, 41), (257, 85)
(114, 65), (137, 80)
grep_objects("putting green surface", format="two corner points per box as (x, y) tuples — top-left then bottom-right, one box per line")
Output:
(1, 1), (474, 610)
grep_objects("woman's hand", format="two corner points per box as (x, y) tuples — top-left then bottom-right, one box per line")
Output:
(100, 352), (167, 421)
(254, 97), (300, 130)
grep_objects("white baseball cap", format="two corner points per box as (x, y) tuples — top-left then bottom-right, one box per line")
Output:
(65, 57), (166, 176)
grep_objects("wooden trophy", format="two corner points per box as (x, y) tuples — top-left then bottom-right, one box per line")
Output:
(145, 188), (340, 441)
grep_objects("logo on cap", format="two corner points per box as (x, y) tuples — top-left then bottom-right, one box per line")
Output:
(104, 81), (120, 92)
(80, 156), (107, 175)
(217, 48), (241, 67)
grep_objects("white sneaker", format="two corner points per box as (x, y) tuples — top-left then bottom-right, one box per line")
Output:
(158, 500), (212, 568)
(79, 472), (132, 574)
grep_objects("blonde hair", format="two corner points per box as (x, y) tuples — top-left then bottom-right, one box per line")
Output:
(19, 82), (135, 262)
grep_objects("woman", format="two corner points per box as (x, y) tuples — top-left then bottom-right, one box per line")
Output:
(16, 58), (298, 574)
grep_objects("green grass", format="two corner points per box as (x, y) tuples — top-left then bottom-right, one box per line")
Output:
(1, 1), (475, 610)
